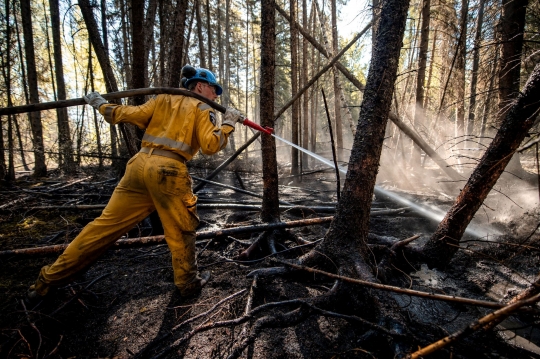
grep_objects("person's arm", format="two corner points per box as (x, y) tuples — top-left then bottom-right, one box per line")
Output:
(83, 91), (155, 129)
(195, 104), (235, 155)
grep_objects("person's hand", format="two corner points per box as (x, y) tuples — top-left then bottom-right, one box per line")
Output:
(222, 107), (244, 127)
(83, 92), (108, 110)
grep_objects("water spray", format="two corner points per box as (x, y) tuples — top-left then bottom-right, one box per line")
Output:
(268, 132), (500, 239)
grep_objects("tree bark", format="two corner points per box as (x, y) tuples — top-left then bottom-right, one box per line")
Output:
(466, 0), (486, 142)
(290, 0), (300, 176)
(206, 0), (213, 72)
(167, 0), (188, 87)
(411, 0), (431, 167)
(311, 0), (410, 272)
(20, 0), (47, 177)
(497, 0), (529, 178)
(331, 0), (343, 160)
(422, 62), (540, 268)
(260, 0), (280, 222)
(301, 0), (309, 168)
(50, 0), (76, 174)
(454, 0), (469, 152)
(195, 0), (206, 68)
(1, 0), (13, 181)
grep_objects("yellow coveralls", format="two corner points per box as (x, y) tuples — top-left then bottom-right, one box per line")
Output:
(33, 94), (234, 296)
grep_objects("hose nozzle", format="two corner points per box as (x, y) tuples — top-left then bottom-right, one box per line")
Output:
(241, 118), (274, 135)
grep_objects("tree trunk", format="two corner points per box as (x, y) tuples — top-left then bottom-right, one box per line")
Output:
(290, 0), (300, 176)
(195, 0), (206, 68)
(183, 8), (195, 65)
(454, 0), (469, 152)
(301, 0), (309, 168)
(12, 6), (30, 172)
(206, 0), (213, 72)
(79, 0), (138, 157)
(50, 0), (76, 174)
(310, 0), (410, 272)
(497, 0), (530, 178)
(422, 62), (540, 268)
(466, 0), (486, 143)
(89, 39), (103, 168)
(411, 0), (431, 167)
(167, 0), (188, 87)
(331, 0), (343, 160)
(20, 0), (47, 177)
(480, 50), (499, 142)
(217, 0), (224, 86)
(131, 0), (146, 105)
(260, 0), (280, 222)
(1, 0), (12, 181)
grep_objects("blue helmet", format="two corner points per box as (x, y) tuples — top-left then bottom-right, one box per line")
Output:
(181, 65), (223, 95)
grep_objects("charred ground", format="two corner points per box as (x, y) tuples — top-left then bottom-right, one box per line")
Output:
(0, 158), (539, 358)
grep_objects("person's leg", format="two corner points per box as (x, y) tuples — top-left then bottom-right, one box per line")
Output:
(145, 156), (206, 295)
(33, 154), (155, 296)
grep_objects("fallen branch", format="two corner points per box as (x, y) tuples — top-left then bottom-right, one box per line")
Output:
(276, 260), (505, 309)
(0, 217), (334, 257)
(46, 176), (91, 193)
(25, 204), (408, 215)
(406, 293), (540, 359)
(191, 175), (293, 206)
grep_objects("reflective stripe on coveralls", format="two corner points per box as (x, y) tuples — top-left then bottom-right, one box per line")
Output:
(99, 95), (234, 161)
(34, 152), (201, 296)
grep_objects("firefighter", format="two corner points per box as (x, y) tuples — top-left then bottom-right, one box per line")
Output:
(27, 66), (244, 301)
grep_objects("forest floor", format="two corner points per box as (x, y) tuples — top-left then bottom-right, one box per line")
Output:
(0, 154), (539, 359)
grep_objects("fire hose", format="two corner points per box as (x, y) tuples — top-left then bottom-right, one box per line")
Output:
(0, 87), (273, 135)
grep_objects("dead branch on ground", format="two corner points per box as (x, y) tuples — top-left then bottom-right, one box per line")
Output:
(406, 293), (540, 358)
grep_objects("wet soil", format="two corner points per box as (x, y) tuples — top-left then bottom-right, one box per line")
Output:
(0, 159), (539, 358)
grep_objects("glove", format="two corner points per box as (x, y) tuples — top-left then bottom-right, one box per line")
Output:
(83, 91), (108, 110)
(222, 107), (244, 128)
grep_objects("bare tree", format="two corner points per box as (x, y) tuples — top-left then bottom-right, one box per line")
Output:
(304, 0), (410, 288)
(466, 0), (486, 142)
(411, 0), (431, 167)
(260, 0), (280, 222)
(167, 0), (188, 87)
(20, 0), (47, 177)
(497, 0), (530, 178)
(195, 0), (207, 68)
(290, 0), (300, 176)
(50, 0), (76, 174)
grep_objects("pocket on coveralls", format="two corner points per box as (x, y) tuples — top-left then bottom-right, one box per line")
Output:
(158, 165), (199, 229)
(157, 166), (192, 196)
(182, 193), (200, 230)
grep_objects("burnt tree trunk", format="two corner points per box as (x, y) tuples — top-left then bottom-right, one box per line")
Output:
(422, 62), (540, 268)
(497, 0), (530, 179)
(455, 0), (469, 147)
(305, 0), (410, 278)
(20, 0), (47, 177)
(290, 0), (300, 176)
(260, 0), (280, 223)
(167, 0), (188, 87)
